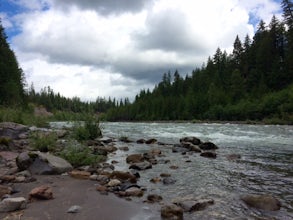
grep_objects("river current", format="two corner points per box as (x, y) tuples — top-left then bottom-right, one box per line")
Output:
(52, 122), (293, 219)
(101, 122), (293, 220)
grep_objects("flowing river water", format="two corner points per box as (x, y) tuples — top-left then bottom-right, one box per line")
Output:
(52, 122), (293, 219)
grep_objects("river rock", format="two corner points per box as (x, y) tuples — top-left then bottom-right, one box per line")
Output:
(136, 139), (145, 144)
(241, 194), (281, 211)
(161, 204), (183, 220)
(180, 137), (202, 145)
(0, 185), (12, 198)
(124, 187), (144, 197)
(107, 179), (121, 187)
(97, 137), (113, 144)
(172, 145), (189, 154)
(199, 142), (218, 150)
(163, 177), (176, 185)
(28, 151), (73, 175)
(16, 152), (33, 171)
(69, 170), (91, 179)
(126, 154), (144, 164)
(109, 171), (137, 183)
(29, 185), (53, 201)
(0, 197), (26, 212)
(145, 138), (157, 144)
(129, 161), (152, 170)
(0, 122), (29, 140)
(175, 198), (214, 212)
(147, 194), (163, 203)
(200, 151), (217, 159)
(150, 177), (161, 183)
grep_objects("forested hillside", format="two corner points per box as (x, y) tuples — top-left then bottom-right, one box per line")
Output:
(106, 1), (293, 123)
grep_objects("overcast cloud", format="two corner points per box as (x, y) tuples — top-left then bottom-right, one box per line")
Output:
(1, 0), (281, 101)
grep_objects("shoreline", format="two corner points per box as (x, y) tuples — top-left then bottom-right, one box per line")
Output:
(1, 175), (155, 220)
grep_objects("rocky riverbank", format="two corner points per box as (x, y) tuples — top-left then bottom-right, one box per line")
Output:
(0, 122), (283, 219)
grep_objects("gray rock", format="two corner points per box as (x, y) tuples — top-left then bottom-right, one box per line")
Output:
(0, 122), (29, 140)
(0, 197), (26, 212)
(163, 177), (176, 185)
(16, 152), (33, 171)
(28, 151), (73, 175)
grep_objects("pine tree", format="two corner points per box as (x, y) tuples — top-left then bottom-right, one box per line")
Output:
(0, 20), (26, 106)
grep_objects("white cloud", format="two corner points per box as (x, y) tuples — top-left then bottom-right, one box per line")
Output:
(4, 0), (282, 101)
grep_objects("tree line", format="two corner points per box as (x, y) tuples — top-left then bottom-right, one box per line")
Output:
(105, 0), (293, 123)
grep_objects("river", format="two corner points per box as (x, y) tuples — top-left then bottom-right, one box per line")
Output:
(52, 122), (293, 219)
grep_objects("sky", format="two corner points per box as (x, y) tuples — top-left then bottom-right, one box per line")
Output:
(0, 0), (283, 101)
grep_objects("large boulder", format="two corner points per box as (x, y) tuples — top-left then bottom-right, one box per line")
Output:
(27, 151), (73, 175)
(0, 122), (29, 140)
(241, 194), (281, 211)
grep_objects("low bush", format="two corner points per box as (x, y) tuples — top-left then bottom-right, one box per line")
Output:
(59, 141), (106, 167)
(30, 132), (57, 152)
(72, 115), (102, 141)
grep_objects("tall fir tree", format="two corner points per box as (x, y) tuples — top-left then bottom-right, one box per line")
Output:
(0, 20), (26, 106)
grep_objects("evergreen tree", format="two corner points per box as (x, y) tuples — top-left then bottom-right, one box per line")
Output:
(0, 20), (26, 106)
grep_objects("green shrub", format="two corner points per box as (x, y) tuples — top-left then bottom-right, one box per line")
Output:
(72, 116), (102, 141)
(59, 141), (106, 167)
(30, 132), (57, 152)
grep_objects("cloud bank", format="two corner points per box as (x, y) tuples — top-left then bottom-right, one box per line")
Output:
(1, 0), (281, 101)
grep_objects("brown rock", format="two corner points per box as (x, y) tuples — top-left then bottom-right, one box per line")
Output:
(0, 185), (12, 198)
(69, 170), (91, 179)
(0, 175), (16, 182)
(150, 177), (161, 183)
(147, 194), (163, 203)
(169, 165), (179, 170)
(96, 185), (108, 194)
(29, 185), (53, 201)
(145, 138), (157, 144)
(126, 154), (144, 164)
(161, 204), (183, 220)
(109, 171), (137, 183)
